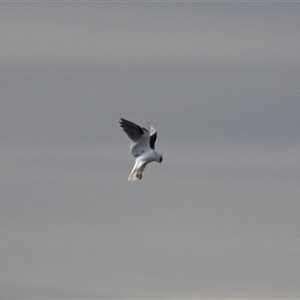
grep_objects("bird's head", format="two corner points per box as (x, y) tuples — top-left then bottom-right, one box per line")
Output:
(158, 153), (163, 163)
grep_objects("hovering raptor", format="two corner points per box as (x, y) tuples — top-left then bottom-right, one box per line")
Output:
(119, 118), (163, 181)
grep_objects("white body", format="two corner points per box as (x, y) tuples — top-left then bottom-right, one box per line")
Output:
(128, 150), (161, 181)
(119, 118), (163, 181)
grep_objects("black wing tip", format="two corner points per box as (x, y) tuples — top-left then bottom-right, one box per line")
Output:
(119, 117), (126, 124)
(119, 118), (144, 136)
(119, 118), (129, 128)
(119, 118), (132, 129)
(119, 118), (132, 125)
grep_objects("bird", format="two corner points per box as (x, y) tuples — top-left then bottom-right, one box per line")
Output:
(119, 118), (163, 181)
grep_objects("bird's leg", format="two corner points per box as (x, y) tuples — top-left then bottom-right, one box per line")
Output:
(136, 171), (142, 180)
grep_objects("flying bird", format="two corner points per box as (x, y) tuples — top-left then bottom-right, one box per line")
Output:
(119, 118), (163, 181)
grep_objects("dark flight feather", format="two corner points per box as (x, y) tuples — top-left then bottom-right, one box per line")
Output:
(119, 118), (145, 142)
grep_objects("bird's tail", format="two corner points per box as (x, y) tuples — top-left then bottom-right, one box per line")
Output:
(128, 169), (141, 181)
(128, 161), (143, 181)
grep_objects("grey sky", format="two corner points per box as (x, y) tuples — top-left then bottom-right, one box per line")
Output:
(1, 2), (300, 298)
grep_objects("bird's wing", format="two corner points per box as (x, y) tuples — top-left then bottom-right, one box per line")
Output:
(119, 118), (151, 157)
(149, 125), (157, 150)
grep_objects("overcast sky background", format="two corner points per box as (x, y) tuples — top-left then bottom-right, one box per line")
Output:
(1, 2), (300, 298)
